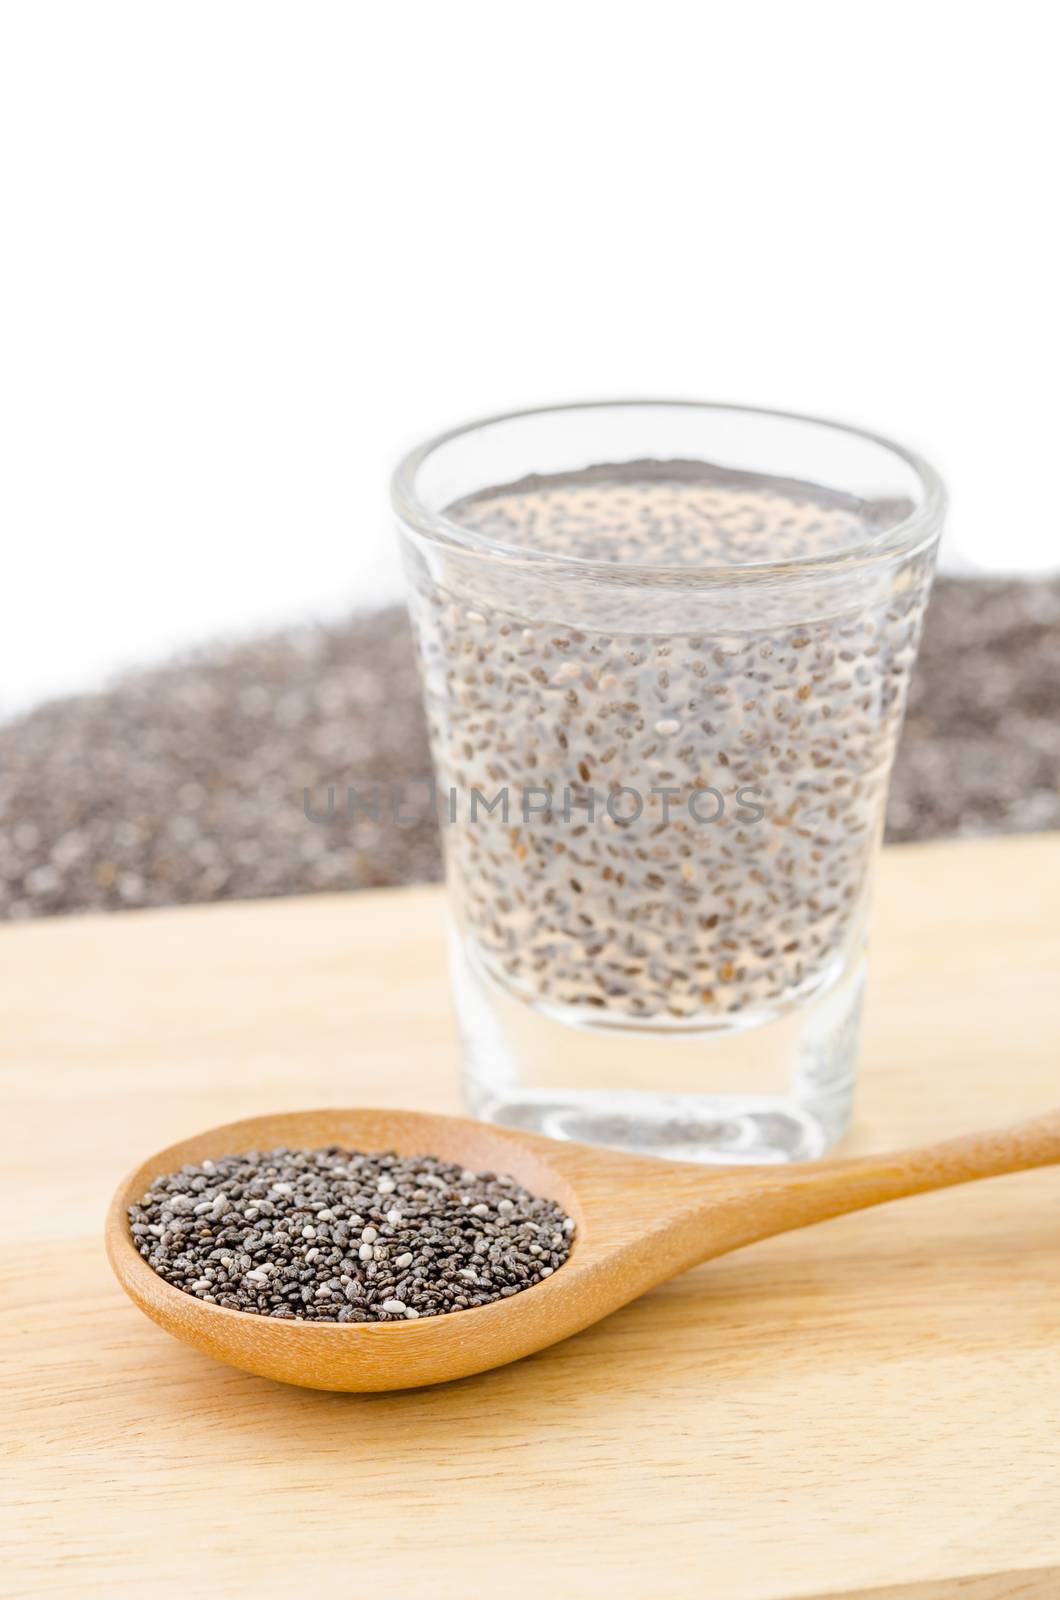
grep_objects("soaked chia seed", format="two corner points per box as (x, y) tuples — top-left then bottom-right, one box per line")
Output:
(404, 460), (935, 1024)
(128, 1147), (574, 1320)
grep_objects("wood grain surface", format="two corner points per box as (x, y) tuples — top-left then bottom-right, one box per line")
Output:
(3, 832), (1060, 1599)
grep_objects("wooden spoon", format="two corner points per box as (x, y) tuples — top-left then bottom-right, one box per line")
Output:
(106, 1104), (1060, 1392)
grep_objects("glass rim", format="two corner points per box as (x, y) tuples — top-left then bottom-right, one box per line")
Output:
(391, 398), (946, 583)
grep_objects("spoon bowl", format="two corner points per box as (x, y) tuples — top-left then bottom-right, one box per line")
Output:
(106, 1103), (1060, 1391)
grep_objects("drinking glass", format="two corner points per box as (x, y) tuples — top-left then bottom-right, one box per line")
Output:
(393, 402), (944, 1163)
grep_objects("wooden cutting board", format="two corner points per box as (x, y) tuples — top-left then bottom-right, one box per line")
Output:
(2, 833), (1059, 1600)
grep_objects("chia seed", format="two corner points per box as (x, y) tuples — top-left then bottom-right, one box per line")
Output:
(405, 460), (936, 1023)
(128, 1146), (574, 1320)
(5, 576), (1059, 926)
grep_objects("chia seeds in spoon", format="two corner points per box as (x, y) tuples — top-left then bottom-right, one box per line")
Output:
(128, 1146), (574, 1320)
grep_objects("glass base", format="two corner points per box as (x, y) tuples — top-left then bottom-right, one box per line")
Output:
(451, 931), (863, 1165)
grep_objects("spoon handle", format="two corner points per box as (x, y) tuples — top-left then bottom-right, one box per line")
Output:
(706, 1107), (1060, 1253)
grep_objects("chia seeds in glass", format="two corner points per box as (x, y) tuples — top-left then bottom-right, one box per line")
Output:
(395, 404), (944, 1164)
(128, 1147), (574, 1320)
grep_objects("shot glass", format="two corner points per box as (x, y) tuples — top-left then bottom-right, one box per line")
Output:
(393, 402), (944, 1163)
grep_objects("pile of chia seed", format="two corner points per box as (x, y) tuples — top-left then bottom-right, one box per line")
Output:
(4, 578), (1060, 925)
(128, 1146), (574, 1321)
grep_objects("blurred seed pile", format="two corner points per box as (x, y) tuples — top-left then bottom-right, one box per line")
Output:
(2, 578), (1059, 921)
(886, 576), (1060, 841)
(0, 611), (438, 919)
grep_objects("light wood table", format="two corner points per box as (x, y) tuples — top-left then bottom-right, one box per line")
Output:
(2, 833), (1059, 1600)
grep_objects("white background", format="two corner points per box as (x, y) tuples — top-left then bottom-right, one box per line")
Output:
(1, 0), (1057, 714)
